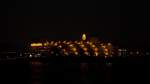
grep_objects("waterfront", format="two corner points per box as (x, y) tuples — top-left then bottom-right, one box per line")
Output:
(0, 55), (144, 84)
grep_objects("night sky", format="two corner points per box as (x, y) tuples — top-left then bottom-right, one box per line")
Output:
(0, 0), (149, 50)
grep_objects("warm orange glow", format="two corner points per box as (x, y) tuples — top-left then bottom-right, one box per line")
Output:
(72, 47), (77, 51)
(80, 44), (85, 48)
(66, 42), (70, 45)
(105, 52), (109, 55)
(83, 47), (88, 51)
(69, 44), (74, 47)
(82, 33), (86, 40)
(31, 43), (42, 47)
(54, 42), (58, 46)
(104, 48), (108, 52)
(58, 41), (61, 44)
(50, 41), (54, 45)
(62, 49), (66, 52)
(94, 47), (98, 52)
(64, 52), (69, 56)
(84, 52), (89, 55)
(102, 45), (106, 48)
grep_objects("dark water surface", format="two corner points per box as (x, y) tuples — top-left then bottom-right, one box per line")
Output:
(0, 56), (144, 84)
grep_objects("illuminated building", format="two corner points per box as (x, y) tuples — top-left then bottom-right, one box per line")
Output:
(28, 34), (116, 57)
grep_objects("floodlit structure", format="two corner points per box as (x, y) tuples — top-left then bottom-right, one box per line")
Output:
(29, 34), (114, 57)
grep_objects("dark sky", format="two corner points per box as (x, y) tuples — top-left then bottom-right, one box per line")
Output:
(0, 0), (149, 49)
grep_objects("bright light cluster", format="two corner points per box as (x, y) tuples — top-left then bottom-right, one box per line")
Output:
(30, 40), (113, 57)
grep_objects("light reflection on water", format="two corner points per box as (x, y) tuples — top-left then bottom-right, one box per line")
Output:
(31, 61), (112, 84)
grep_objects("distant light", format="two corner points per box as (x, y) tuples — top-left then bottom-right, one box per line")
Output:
(84, 52), (89, 56)
(69, 44), (74, 47)
(108, 43), (112, 46)
(83, 47), (88, 51)
(66, 42), (70, 45)
(89, 42), (93, 45)
(82, 33), (86, 41)
(50, 41), (54, 45)
(64, 52), (69, 56)
(91, 44), (96, 48)
(63, 40), (66, 44)
(102, 45), (106, 48)
(74, 52), (78, 55)
(118, 49), (122, 51)
(44, 42), (49, 46)
(31, 43), (42, 47)
(72, 47), (77, 52)
(86, 41), (90, 44)
(54, 42), (58, 46)
(74, 41), (78, 44)
(29, 54), (32, 58)
(94, 52), (99, 56)
(58, 41), (61, 44)
(136, 51), (139, 54)
(105, 52), (109, 55)
(104, 48), (108, 52)
(80, 44), (85, 48)
(94, 47), (98, 52)
(58, 45), (62, 48)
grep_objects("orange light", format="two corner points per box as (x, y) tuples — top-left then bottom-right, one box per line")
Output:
(104, 48), (108, 52)
(54, 42), (58, 46)
(50, 41), (54, 45)
(105, 52), (109, 55)
(69, 44), (74, 47)
(62, 49), (66, 52)
(64, 52), (69, 56)
(31, 43), (42, 47)
(80, 44), (85, 48)
(66, 42), (70, 45)
(72, 47), (77, 52)
(102, 45), (106, 48)
(58, 41), (61, 44)
(94, 47), (98, 52)
(83, 47), (88, 51)
(84, 52), (89, 55)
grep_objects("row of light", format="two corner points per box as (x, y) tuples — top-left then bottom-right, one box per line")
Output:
(31, 41), (112, 56)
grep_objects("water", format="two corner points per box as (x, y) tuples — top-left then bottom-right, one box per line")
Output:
(0, 56), (144, 84)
